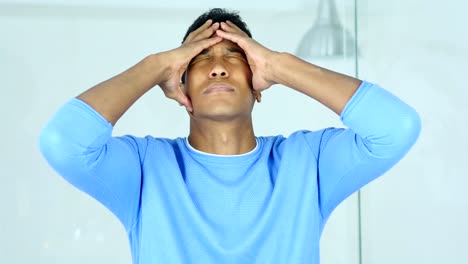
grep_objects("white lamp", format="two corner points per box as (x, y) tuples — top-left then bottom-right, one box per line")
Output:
(296, 0), (356, 58)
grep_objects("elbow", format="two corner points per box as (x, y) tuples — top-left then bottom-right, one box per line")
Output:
(38, 99), (112, 178)
(395, 106), (422, 148)
(39, 125), (65, 168)
(363, 106), (422, 159)
(377, 107), (422, 158)
(38, 123), (81, 174)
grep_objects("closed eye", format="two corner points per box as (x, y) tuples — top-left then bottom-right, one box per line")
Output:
(226, 54), (247, 62)
(225, 46), (246, 58)
(190, 55), (210, 65)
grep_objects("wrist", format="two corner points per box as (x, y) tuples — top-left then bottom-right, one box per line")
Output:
(145, 52), (171, 86)
(266, 51), (286, 85)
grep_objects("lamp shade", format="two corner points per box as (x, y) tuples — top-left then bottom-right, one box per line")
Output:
(296, 0), (355, 58)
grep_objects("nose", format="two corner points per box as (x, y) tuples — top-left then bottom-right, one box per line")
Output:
(209, 60), (229, 79)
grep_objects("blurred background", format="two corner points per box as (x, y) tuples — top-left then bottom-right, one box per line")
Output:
(1, 0), (467, 263)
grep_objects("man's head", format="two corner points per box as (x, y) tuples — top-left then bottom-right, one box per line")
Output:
(181, 8), (252, 85)
(182, 8), (252, 44)
(182, 9), (259, 121)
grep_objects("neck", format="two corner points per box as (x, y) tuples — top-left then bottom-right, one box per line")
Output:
(188, 117), (256, 155)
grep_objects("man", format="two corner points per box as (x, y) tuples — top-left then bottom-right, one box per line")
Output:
(39, 8), (421, 264)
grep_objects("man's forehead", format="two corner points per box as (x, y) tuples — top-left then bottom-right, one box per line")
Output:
(202, 39), (244, 53)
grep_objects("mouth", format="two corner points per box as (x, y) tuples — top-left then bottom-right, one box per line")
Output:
(203, 83), (235, 94)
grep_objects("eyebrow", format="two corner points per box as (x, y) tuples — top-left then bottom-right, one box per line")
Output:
(198, 46), (245, 55)
(226, 47), (244, 54)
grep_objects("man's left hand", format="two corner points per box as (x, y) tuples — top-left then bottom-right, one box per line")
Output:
(215, 21), (279, 92)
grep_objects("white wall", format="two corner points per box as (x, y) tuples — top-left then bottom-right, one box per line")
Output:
(1, 0), (465, 263)
(357, 0), (468, 263)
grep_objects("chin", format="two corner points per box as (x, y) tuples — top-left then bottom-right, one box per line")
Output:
(191, 98), (255, 119)
(193, 106), (251, 121)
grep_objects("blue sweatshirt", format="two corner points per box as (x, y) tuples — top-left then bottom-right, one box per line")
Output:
(38, 81), (421, 263)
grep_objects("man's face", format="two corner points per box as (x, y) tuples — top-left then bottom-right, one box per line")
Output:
(185, 39), (255, 120)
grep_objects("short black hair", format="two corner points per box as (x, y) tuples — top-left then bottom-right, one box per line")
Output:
(182, 8), (252, 43)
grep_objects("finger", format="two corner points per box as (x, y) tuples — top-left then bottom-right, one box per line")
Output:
(190, 35), (223, 56)
(185, 19), (213, 43)
(215, 29), (246, 48)
(219, 22), (237, 34)
(190, 22), (220, 42)
(225, 20), (249, 37)
(187, 19), (212, 40)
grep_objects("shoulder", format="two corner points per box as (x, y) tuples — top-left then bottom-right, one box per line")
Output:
(111, 135), (183, 159)
(257, 128), (346, 157)
(116, 135), (180, 145)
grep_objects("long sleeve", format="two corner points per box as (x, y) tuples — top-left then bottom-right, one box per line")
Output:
(38, 98), (146, 230)
(313, 81), (421, 220)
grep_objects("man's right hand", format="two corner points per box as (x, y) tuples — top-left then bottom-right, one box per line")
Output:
(157, 20), (223, 112)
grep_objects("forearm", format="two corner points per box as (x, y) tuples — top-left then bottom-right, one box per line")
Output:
(270, 52), (362, 115)
(76, 53), (166, 126)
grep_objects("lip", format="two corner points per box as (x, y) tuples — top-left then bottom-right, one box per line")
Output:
(203, 83), (235, 94)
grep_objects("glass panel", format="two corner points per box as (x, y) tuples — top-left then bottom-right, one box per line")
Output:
(297, 1), (361, 264)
